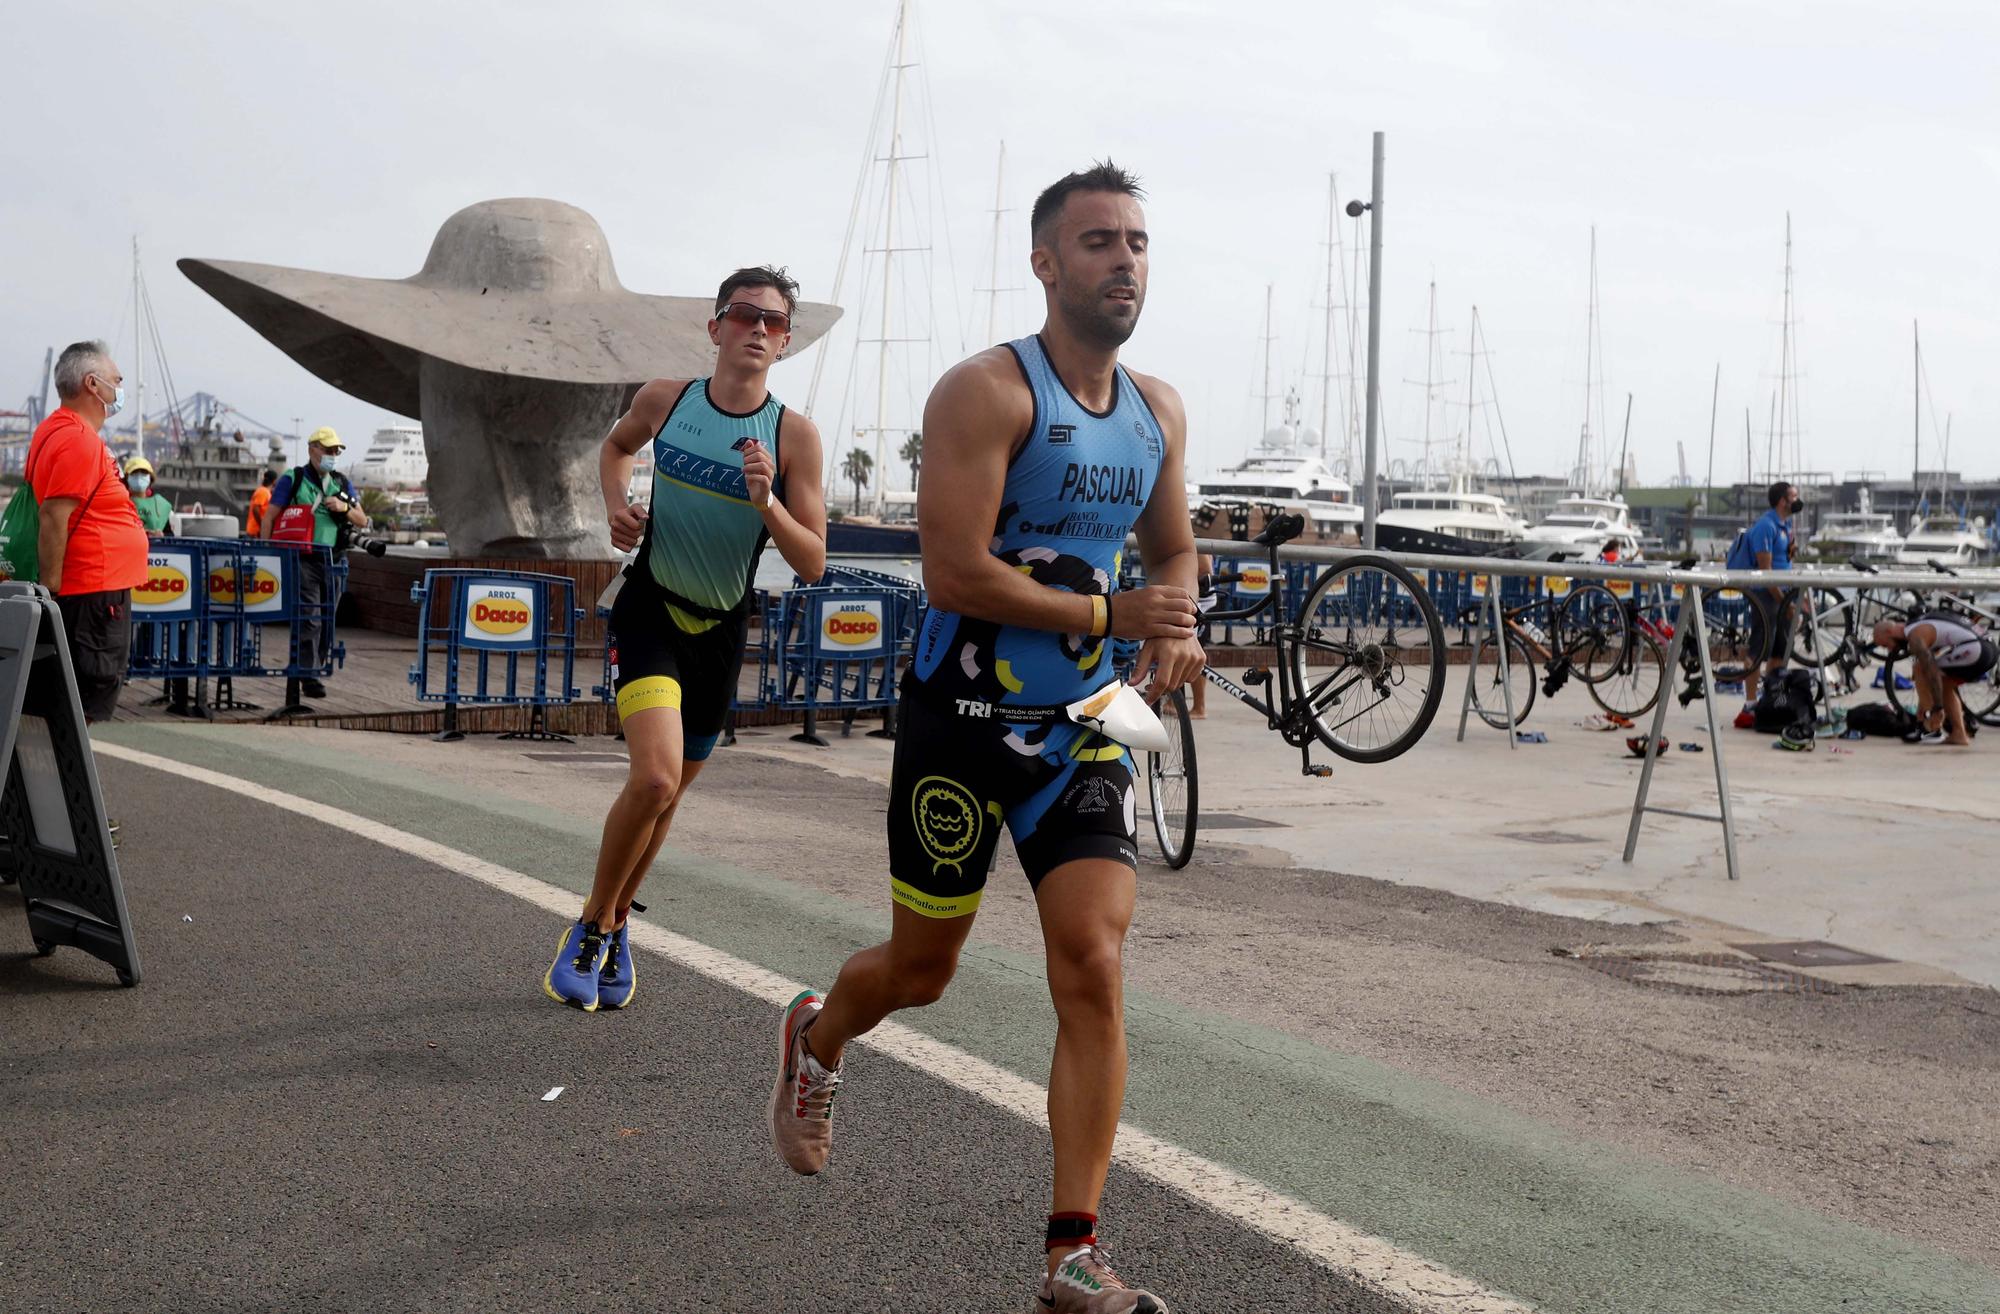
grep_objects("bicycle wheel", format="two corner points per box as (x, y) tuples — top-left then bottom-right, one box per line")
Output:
(1588, 630), (1667, 719)
(1702, 589), (1760, 678)
(1469, 630), (1536, 729)
(1559, 584), (1632, 684)
(1146, 686), (1198, 869)
(1289, 556), (1448, 762)
(1790, 587), (1853, 668)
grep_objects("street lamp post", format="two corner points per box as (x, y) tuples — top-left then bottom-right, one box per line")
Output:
(1348, 132), (1386, 549)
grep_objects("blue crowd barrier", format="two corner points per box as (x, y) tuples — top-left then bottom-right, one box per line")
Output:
(410, 568), (582, 741)
(127, 537), (345, 717)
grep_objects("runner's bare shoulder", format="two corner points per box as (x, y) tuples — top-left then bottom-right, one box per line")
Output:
(1122, 367), (1187, 438)
(926, 348), (1034, 450)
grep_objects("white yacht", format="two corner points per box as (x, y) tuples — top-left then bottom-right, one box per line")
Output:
(1195, 451), (1361, 537)
(1810, 490), (1904, 564)
(1898, 512), (1992, 568)
(353, 425), (428, 489)
(1375, 473), (1529, 550)
(1518, 494), (1642, 562)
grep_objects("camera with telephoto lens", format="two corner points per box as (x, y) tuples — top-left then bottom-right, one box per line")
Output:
(318, 472), (389, 557)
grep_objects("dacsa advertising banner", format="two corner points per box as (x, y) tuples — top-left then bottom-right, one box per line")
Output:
(815, 595), (886, 657)
(132, 552), (198, 616)
(463, 580), (538, 649)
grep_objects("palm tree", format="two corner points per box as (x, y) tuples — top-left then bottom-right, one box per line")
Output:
(898, 431), (923, 490)
(842, 448), (874, 514)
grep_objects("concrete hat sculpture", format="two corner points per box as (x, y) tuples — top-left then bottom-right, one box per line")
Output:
(178, 198), (840, 557)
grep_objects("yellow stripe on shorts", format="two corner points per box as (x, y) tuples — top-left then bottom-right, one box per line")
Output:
(890, 877), (984, 919)
(617, 675), (683, 721)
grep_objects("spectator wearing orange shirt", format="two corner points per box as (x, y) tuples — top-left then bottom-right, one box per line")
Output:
(26, 341), (150, 721)
(245, 467), (277, 537)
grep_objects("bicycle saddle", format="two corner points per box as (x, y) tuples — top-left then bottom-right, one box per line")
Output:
(1254, 512), (1305, 546)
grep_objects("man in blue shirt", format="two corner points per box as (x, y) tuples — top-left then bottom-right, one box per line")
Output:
(1725, 480), (1801, 722)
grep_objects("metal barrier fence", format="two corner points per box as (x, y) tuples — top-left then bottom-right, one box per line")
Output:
(410, 568), (583, 742)
(127, 537), (346, 719)
(1191, 533), (2000, 882)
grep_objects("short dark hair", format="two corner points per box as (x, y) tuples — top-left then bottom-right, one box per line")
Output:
(715, 265), (799, 318)
(1767, 480), (1794, 508)
(1031, 160), (1146, 245)
(261, 469), (278, 487)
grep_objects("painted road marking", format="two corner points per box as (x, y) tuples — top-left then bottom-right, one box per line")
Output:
(97, 741), (1533, 1314)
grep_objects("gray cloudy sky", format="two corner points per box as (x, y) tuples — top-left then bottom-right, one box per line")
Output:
(5, 0), (1995, 491)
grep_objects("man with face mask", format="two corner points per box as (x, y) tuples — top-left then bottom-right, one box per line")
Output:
(263, 426), (369, 699)
(124, 457), (172, 536)
(23, 340), (150, 721)
(1725, 480), (1803, 720)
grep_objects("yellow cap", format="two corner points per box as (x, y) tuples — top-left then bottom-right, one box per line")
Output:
(124, 456), (154, 477)
(307, 426), (342, 449)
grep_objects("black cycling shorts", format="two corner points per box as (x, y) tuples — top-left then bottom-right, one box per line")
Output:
(606, 568), (748, 762)
(886, 684), (1137, 920)
(1943, 638), (1999, 684)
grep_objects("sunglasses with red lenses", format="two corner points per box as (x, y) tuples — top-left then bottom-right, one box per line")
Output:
(717, 302), (792, 334)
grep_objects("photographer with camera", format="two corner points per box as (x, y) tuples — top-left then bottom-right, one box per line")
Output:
(261, 426), (370, 700)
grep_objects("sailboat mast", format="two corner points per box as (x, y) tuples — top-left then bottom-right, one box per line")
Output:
(871, 0), (911, 514)
(1777, 213), (1793, 477)
(1462, 304), (1477, 474)
(1578, 227), (1597, 490)
(1702, 363), (1719, 514)
(1421, 281), (1437, 478)
(982, 141), (1008, 347)
(1319, 173), (1336, 460)
(1616, 392), (1633, 493)
(1260, 283), (1275, 437)
(1913, 320), (1921, 499)
(132, 236), (144, 453)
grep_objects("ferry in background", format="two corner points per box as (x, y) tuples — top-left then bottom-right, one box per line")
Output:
(354, 425), (427, 489)
(1517, 494), (1642, 562)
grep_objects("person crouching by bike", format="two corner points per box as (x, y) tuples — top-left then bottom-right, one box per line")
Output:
(261, 426), (368, 700)
(1871, 616), (1994, 746)
(1726, 481), (1802, 729)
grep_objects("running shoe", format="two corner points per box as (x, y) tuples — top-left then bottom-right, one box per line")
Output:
(597, 924), (635, 1010)
(542, 920), (609, 1010)
(300, 678), (329, 699)
(1036, 1245), (1170, 1313)
(769, 990), (841, 1175)
(1733, 708), (1756, 729)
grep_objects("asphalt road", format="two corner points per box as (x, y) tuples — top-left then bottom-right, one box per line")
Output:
(4, 723), (1997, 1314)
(0, 756), (1401, 1314)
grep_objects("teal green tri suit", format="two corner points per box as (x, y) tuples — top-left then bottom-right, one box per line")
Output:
(608, 378), (783, 760)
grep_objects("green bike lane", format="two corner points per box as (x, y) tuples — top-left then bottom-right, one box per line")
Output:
(94, 722), (2000, 1314)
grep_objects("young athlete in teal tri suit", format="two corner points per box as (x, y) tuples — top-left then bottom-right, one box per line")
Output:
(542, 266), (827, 1011)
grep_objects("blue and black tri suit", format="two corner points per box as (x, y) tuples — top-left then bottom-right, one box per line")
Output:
(888, 335), (1166, 918)
(608, 378), (782, 762)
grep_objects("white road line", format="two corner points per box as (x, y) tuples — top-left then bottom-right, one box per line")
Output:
(98, 741), (1534, 1314)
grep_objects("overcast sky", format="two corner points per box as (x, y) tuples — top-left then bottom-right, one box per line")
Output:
(5, 0), (1995, 494)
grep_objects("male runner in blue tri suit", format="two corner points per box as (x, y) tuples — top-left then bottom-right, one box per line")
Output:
(542, 266), (826, 1011)
(768, 164), (1203, 1313)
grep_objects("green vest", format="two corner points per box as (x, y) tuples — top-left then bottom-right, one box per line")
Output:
(285, 466), (347, 546)
(133, 492), (173, 533)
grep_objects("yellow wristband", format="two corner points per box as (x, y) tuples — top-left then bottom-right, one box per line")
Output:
(1089, 594), (1107, 638)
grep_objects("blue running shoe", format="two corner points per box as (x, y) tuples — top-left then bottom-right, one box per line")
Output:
(597, 924), (636, 1010)
(543, 920), (609, 1011)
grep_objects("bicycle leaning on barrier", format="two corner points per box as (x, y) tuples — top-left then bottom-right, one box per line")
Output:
(1460, 576), (1669, 728)
(1133, 512), (1449, 868)
(1787, 556), (2000, 725)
